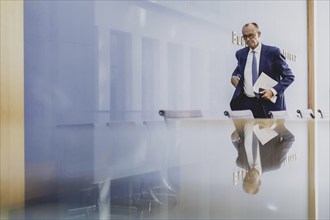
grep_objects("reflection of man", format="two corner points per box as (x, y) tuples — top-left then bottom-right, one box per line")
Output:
(231, 119), (295, 194)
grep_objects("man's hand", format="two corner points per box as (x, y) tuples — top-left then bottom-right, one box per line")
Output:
(260, 89), (274, 100)
(231, 76), (240, 88)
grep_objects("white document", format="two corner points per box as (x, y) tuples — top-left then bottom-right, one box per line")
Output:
(253, 125), (278, 145)
(253, 72), (278, 103)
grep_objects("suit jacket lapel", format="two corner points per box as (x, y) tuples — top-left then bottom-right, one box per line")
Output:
(240, 48), (249, 79)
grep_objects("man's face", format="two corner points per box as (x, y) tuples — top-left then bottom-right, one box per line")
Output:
(243, 168), (261, 194)
(242, 24), (261, 49)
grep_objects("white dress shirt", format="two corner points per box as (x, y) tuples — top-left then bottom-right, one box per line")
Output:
(244, 122), (262, 174)
(243, 43), (277, 98)
(244, 44), (261, 97)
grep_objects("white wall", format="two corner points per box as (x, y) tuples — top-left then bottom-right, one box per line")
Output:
(93, 0), (307, 120)
(25, 1), (309, 123)
(24, 0), (310, 165)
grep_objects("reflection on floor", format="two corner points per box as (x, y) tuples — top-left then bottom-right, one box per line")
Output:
(14, 119), (330, 219)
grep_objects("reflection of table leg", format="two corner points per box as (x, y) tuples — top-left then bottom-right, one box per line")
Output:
(308, 120), (315, 220)
(99, 178), (111, 220)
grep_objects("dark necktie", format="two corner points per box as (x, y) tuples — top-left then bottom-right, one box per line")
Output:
(252, 51), (258, 85)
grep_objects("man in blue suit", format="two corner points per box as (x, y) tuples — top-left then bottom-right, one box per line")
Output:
(230, 22), (295, 118)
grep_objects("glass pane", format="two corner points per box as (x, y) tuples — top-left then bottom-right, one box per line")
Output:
(19, 1), (328, 220)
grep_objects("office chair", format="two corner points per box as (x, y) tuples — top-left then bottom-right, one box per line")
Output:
(296, 109), (315, 119)
(54, 123), (99, 219)
(268, 110), (289, 119)
(159, 110), (203, 120)
(158, 110), (203, 129)
(142, 120), (168, 171)
(224, 110), (254, 119)
(152, 110), (204, 205)
(106, 121), (136, 128)
(106, 121), (161, 218)
(67, 186), (99, 219)
(317, 109), (329, 119)
(110, 120), (177, 217)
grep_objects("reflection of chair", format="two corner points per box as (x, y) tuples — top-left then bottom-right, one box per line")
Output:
(142, 121), (178, 206)
(224, 110), (254, 119)
(268, 110), (289, 119)
(297, 109), (315, 119)
(108, 121), (175, 217)
(104, 122), (149, 218)
(66, 185), (99, 219)
(152, 110), (204, 210)
(55, 123), (99, 219)
(157, 110), (203, 178)
(110, 120), (177, 218)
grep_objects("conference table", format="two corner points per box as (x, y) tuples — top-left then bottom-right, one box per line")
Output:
(11, 118), (330, 219)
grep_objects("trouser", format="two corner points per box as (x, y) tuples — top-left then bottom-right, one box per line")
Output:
(233, 94), (267, 118)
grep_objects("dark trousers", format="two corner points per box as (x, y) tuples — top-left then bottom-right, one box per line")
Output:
(231, 94), (267, 118)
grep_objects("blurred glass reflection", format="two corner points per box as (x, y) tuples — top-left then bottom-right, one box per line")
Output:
(230, 119), (295, 195)
(15, 0), (329, 220)
(18, 119), (329, 219)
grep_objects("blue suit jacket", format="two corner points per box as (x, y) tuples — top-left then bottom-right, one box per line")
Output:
(230, 44), (295, 115)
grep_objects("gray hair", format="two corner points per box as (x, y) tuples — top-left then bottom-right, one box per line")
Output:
(242, 22), (260, 32)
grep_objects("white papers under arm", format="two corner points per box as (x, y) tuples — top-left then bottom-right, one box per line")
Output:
(253, 72), (278, 103)
(253, 125), (278, 145)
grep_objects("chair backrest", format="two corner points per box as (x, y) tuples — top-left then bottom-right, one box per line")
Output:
(159, 110), (203, 120)
(317, 109), (329, 119)
(224, 110), (254, 119)
(106, 121), (138, 140)
(106, 121), (136, 128)
(268, 110), (289, 119)
(143, 120), (166, 127)
(296, 109), (315, 119)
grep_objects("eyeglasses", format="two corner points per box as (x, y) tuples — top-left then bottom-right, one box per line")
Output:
(242, 33), (256, 40)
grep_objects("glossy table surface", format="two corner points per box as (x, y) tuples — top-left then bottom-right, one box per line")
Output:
(4, 118), (330, 219)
